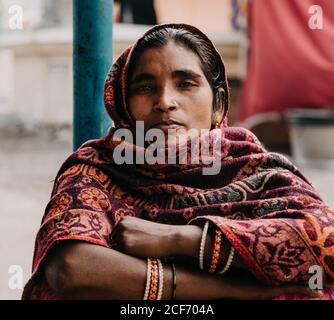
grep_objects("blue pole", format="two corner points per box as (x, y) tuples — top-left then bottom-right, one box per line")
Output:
(73, 0), (113, 150)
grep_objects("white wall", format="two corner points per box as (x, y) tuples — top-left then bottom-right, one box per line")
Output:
(13, 51), (73, 129)
(0, 29), (73, 130)
(0, 49), (14, 115)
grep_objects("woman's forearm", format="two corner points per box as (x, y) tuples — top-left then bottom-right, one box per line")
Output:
(44, 240), (321, 300)
(44, 241), (232, 300)
(173, 224), (247, 271)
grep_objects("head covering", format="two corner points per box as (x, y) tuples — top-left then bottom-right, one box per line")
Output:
(23, 24), (334, 300)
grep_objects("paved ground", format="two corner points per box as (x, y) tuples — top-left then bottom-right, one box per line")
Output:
(0, 134), (333, 300)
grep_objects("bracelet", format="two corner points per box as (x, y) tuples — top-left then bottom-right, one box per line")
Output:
(143, 257), (152, 300)
(170, 263), (176, 300)
(208, 229), (222, 273)
(148, 258), (159, 300)
(218, 245), (235, 274)
(199, 221), (209, 270)
(157, 259), (164, 300)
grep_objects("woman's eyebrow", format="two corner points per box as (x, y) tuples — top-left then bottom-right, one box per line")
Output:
(130, 73), (155, 84)
(130, 69), (202, 84)
(172, 69), (202, 79)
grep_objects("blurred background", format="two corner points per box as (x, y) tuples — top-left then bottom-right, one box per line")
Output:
(0, 0), (333, 299)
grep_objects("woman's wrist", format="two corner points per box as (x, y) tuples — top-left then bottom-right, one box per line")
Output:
(161, 263), (173, 300)
(171, 223), (247, 272)
(172, 224), (203, 257)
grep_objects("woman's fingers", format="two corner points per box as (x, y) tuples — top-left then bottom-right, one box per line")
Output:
(277, 285), (323, 298)
(298, 286), (323, 298)
(324, 282), (334, 288)
(224, 273), (325, 300)
(110, 226), (121, 248)
(247, 284), (324, 300)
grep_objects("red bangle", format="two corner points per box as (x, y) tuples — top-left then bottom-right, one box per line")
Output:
(148, 258), (159, 300)
(208, 229), (222, 273)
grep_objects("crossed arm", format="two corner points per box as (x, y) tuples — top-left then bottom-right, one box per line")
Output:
(44, 217), (321, 300)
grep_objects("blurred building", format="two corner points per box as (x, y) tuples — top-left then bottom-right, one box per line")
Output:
(0, 0), (73, 133)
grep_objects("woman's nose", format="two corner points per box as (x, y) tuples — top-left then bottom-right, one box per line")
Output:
(153, 88), (178, 113)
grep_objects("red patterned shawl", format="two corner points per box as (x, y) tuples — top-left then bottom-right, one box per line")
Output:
(23, 24), (334, 300)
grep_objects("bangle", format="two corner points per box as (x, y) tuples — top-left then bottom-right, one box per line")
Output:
(170, 263), (176, 300)
(148, 258), (159, 300)
(218, 245), (235, 274)
(208, 229), (222, 273)
(199, 221), (209, 270)
(143, 257), (152, 300)
(157, 259), (164, 300)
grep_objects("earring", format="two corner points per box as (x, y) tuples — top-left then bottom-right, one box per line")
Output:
(215, 121), (219, 129)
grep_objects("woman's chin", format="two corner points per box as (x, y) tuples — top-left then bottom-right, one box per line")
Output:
(165, 132), (190, 146)
(144, 128), (202, 149)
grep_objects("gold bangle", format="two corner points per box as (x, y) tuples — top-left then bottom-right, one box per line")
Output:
(218, 246), (235, 274)
(199, 221), (209, 270)
(157, 259), (164, 300)
(143, 257), (152, 300)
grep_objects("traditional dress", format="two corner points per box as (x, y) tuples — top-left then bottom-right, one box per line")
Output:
(22, 24), (334, 300)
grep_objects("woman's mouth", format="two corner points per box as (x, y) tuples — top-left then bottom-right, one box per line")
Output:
(151, 120), (184, 133)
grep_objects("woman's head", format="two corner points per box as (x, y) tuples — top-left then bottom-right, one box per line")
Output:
(127, 27), (227, 134)
(104, 24), (230, 132)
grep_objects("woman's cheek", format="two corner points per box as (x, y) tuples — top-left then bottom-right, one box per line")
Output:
(188, 94), (213, 124)
(128, 96), (149, 120)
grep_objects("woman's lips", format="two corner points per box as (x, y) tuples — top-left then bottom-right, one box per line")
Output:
(151, 121), (184, 133)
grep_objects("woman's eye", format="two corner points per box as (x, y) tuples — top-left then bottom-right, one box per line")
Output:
(178, 81), (195, 88)
(135, 85), (153, 93)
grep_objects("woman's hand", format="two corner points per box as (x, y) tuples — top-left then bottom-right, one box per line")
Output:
(221, 270), (324, 300)
(110, 216), (183, 258)
(230, 282), (323, 300)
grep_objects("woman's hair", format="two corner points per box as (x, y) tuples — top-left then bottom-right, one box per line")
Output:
(127, 27), (227, 127)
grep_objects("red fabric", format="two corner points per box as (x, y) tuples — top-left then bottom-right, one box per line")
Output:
(239, 0), (334, 126)
(22, 23), (334, 300)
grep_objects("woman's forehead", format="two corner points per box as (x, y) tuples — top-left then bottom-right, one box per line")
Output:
(130, 42), (204, 78)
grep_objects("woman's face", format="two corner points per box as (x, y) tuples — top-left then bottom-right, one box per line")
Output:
(127, 41), (214, 142)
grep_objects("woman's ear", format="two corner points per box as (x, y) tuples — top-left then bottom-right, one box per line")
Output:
(211, 88), (225, 128)
(211, 111), (223, 128)
(217, 88), (225, 111)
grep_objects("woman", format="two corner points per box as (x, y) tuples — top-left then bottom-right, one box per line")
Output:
(22, 24), (334, 300)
